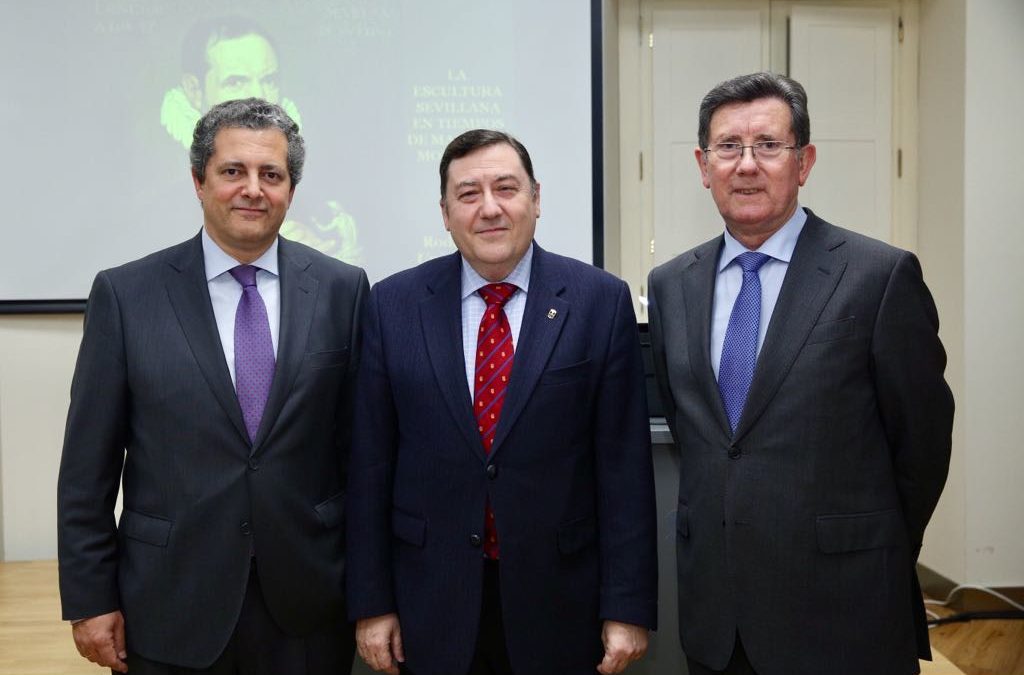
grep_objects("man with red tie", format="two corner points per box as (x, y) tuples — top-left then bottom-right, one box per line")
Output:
(346, 129), (658, 675)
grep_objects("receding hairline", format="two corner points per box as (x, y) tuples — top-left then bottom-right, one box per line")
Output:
(704, 96), (799, 143)
(442, 146), (532, 197)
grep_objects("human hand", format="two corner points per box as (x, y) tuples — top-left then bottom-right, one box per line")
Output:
(597, 620), (648, 674)
(356, 613), (404, 674)
(71, 610), (128, 673)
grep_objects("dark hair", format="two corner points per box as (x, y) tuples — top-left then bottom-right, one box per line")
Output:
(697, 72), (810, 149)
(181, 16), (276, 81)
(439, 129), (537, 199)
(190, 97), (305, 186)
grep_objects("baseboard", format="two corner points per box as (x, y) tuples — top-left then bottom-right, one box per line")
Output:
(917, 563), (1024, 611)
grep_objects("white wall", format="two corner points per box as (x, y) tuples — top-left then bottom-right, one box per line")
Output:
(0, 314), (82, 560)
(961, 0), (1024, 586)
(915, 0), (1024, 587)
(917, 0), (967, 584)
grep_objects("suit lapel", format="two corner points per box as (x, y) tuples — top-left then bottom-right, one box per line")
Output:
(164, 234), (249, 444)
(420, 253), (485, 460)
(254, 239), (317, 451)
(490, 246), (569, 457)
(683, 237), (733, 437)
(733, 213), (848, 440)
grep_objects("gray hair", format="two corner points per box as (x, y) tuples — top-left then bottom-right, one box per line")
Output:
(190, 97), (305, 186)
(697, 72), (810, 150)
(439, 129), (537, 199)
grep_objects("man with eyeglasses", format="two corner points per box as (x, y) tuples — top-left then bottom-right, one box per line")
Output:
(647, 72), (953, 675)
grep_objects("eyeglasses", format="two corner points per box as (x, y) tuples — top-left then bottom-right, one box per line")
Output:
(703, 141), (798, 162)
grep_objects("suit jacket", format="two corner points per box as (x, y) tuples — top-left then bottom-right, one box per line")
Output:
(57, 233), (368, 668)
(345, 244), (658, 675)
(647, 210), (953, 675)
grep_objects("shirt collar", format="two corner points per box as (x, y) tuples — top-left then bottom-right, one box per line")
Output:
(718, 205), (807, 272)
(461, 242), (534, 300)
(201, 227), (280, 281)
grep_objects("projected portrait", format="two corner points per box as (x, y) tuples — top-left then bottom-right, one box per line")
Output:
(0, 1), (592, 302)
(160, 17), (361, 264)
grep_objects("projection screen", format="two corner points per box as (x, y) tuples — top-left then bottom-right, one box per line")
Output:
(0, 0), (598, 309)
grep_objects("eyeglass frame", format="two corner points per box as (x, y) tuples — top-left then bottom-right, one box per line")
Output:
(701, 141), (802, 162)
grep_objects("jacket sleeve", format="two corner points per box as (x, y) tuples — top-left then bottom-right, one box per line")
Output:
(345, 285), (400, 620)
(871, 251), (954, 551)
(57, 271), (130, 620)
(647, 267), (682, 450)
(336, 270), (370, 470)
(594, 280), (659, 629)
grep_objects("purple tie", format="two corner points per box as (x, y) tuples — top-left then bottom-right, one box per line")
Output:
(229, 265), (275, 442)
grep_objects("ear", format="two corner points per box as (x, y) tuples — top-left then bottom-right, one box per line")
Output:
(192, 169), (204, 201)
(532, 181), (541, 218)
(440, 198), (451, 231)
(797, 143), (817, 186)
(182, 74), (202, 112)
(694, 147), (711, 189)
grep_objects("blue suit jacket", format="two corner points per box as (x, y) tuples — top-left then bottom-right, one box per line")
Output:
(346, 244), (657, 675)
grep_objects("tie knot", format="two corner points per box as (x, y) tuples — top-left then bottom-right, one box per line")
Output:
(478, 282), (517, 307)
(230, 265), (259, 288)
(734, 252), (771, 275)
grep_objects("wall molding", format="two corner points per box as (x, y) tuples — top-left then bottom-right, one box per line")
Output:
(918, 564), (1024, 611)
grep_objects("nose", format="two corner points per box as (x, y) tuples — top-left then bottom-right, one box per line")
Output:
(241, 174), (262, 199)
(480, 189), (502, 218)
(736, 146), (759, 174)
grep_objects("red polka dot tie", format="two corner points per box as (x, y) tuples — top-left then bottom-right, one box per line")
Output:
(230, 265), (276, 443)
(475, 282), (517, 559)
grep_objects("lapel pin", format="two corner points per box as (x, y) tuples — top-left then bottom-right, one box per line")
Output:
(547, 309), (558, 319)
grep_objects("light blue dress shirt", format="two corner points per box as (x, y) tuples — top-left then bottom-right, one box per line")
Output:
(202, 228), (281, 387)
(460, 244), (533, 395)
(710, 206), (806, 379)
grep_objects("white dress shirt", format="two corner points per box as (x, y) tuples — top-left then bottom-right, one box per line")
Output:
(460, 244), (533, 395)
(710, 206), (807, 379)
(202, 228), (281, 387)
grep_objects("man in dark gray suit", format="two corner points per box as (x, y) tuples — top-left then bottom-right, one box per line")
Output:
(647, 73), (954, 675)
(57, 98), (366, 674)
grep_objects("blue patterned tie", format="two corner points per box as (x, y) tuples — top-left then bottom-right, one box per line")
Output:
(230, 265), (276, 442)
(718, 252), (771, 433)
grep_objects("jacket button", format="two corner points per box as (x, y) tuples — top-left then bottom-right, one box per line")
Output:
(248, 458), (260, 471)
(240, 521), (251, 535)
(486, 464), (498, 479)
(469, 534), (482, 547)
(728, 447), (741, 459)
